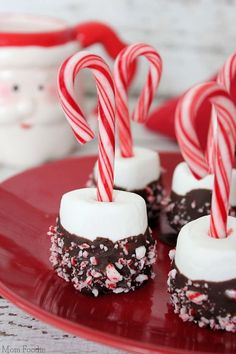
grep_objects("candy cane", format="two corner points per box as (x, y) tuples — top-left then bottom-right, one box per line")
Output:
(176, 82), (236, 238)
(217, 53), (236, 92)
(175, 84), (213, 179)
(209, 91), (236, 238)
(58, 51), (116, 202)
(114, 43), (162, 157)
(206, 53), (236, 171)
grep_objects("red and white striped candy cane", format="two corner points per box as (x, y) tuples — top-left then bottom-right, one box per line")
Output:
(114, 43), (162, 157)
(58, 51), (116, 202)
(217, 53), (236, 92)
(207, 53), (236, 170)
(176, 81), (236, 238)
(175, 84), (213, 179)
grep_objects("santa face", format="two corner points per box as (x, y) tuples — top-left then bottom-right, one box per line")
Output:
(0, 68), (76, 167)
(0, 68), (63, 128)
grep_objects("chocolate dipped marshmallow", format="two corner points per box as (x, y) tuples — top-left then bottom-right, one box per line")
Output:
(49, 188), (156, 296)
(168, 215), (236, 332)
(48, 49), (157, 296)
(168, 80), (236, 331)
(166, 162), (236, 232)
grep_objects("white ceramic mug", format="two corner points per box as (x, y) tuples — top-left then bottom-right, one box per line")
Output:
(0, 14), (131, 168)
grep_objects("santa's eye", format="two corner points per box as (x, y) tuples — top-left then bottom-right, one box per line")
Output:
(38, 85), (44, 91)
(12, 84), (19, 91)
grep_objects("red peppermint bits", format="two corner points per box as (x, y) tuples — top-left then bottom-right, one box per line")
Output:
(225, 289), (236, 301)
(186, 290), (208, 304)
(106, 264), (123, 282)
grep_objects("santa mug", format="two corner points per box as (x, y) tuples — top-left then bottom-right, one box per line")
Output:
(0, 14), (132, 168)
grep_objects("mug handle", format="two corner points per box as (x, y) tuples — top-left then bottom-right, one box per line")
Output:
(74, 21), (136, 84)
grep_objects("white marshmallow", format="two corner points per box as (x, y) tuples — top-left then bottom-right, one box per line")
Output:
(175, 215), (236, 282)
(60, 188), (148, 241)
(172, 162), (236, 206)
(94, 147), (161, 190)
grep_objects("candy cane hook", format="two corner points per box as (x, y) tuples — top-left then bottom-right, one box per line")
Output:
(58, 51), (116, 202)
(114, 43), (162, 157)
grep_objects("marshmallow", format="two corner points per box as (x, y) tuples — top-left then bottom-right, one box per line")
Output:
(172, 162), (236, 206)
(60, 188), (148, 241)
(94, 147), (161, 190)
(175, 215), (236, 282)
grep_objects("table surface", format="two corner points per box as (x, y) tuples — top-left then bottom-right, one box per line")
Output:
(0, 123), (178, 354)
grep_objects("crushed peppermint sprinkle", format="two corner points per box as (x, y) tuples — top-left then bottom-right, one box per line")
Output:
(135, 274), (148, 282)
(90, 256), (98, 265)
(106, 264), (123, 282)
(151, 272), (156, 279)
(168, 249), (176, 261)
(225, 289), (236, 300)
(186, 290), (208, 304)
(82, 251), (89, 258)
(92, 288), (99, 297)
(168, 269), (177, 280)
(90, 269), (102, 278)
(71, 257), (77, 266)
(80, 261), (88, 269)
(79, 243), (90, 249)
(48, 222), (157, 297)
(135, 246), (146, 259)
(86, 276), (93, 285)
(105, 279), (117, 289)
(115, 262), (123, 269)
(168, 266), (236, 332)
(113, 287), (125, 294)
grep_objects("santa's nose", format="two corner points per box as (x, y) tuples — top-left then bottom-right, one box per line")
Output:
(17, 98), (35, 116)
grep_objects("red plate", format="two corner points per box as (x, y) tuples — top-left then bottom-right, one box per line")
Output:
(0, 152), (235, 354)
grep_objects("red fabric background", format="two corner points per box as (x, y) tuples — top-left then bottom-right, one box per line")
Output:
(145, 74), (236, 150)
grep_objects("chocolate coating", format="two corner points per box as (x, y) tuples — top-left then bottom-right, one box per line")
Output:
(168, 261), (236, 332)
(48, 220), (157, 297)
(166, 189), (236, 233)
(126, 177), (164, 226)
